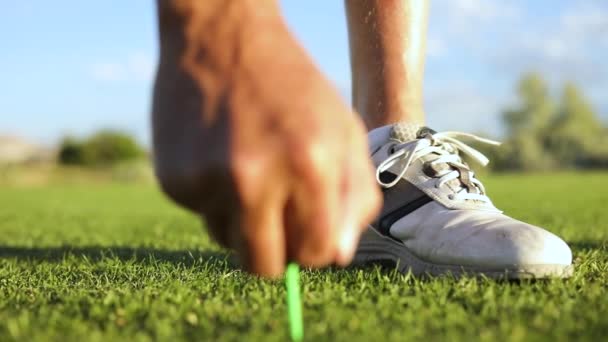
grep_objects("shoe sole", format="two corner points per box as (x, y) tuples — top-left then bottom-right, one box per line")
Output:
(353, 227), (573, 279)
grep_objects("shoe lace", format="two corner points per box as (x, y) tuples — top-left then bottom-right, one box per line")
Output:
(376, 131), (501, 203)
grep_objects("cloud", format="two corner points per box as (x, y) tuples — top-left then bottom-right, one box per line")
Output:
(431, 0), (522, 36)
(91, 63), (127, 82)
(492, 2), (608, 89)
(427, 0), (607, 130)
(426, 37), (446, 58)
(443, 0), (521, 22)
(427, 0), (524, 58)
(127, 53), (156, 82)
(560, 3), (608, 39)
(90, 52), (156, 83)
(424, 81), (506, 137)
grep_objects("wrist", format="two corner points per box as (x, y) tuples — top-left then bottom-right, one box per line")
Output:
(157, 0), (284, 66)
(155, 0), (289, 114)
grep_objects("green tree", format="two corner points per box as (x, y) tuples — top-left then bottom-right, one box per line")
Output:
(503, 73), (554, 137)
(82, 130), (145, 166)
(547, 83), (608, 167)
(57, 130), (145, 167)
(499, 73), (556, 170)
(58, 137), (86, 165)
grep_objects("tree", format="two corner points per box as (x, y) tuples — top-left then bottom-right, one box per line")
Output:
(494, 75), (608, 171)
(546, 83), (607, 167)
(503, 73), (554, 138)
(57, 130), (145, 167)
(499, 73), (556, 170)
(58, 137), (85, 165)
(81, 130), (144, 166)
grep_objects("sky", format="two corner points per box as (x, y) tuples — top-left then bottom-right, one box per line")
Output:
(1, 0), (607, 146)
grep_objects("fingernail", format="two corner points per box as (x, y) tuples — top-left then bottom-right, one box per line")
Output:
(337, 222), (357, 266)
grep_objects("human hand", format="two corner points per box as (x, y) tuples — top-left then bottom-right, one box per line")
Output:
(152, 1), (381, 276)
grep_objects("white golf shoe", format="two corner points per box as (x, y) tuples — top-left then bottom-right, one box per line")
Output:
(354, 122), (573, 279)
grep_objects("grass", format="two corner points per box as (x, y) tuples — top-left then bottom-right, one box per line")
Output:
(0, 172), (607, 341)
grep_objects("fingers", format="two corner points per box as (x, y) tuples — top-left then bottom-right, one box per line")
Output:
(335, 123), (382, 266)
(285, 141), (341, 268)
(202, 117), (381, 276)
(237, 201), (286, 277)
(229, 154), (288, 278)
(352, 120), (383, 226)
(283, 119), (381, 269)
(205, 186), (287, 278)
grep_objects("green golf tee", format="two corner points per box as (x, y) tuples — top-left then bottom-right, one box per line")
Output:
(286, 263), (303, 341)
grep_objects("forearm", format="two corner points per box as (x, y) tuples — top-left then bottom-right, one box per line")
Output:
(152, 0), (322, 192)
(345, 0), (429, 128)
(153, 0), (284, 193)
(157, 0), (283, 67)
(155, 0), (285, 116)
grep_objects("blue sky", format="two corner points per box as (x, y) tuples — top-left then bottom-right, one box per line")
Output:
(1, 0), (607, 146)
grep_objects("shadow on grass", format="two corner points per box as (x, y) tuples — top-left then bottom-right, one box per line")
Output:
(0, 245), (240, 268)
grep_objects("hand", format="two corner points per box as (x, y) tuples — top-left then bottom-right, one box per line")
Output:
(152, 1), (381, 277)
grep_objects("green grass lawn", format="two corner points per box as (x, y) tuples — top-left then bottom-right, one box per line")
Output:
(1, 172), (607, 341)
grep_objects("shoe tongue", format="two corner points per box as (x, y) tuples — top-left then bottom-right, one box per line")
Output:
(389, 123), (472, 194)
(369, 122), (438, 153)
(389, 122), (423, 142)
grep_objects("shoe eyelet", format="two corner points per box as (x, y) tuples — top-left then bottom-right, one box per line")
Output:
(423, 162), (438, 178)
(448, 194), (455, 200)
